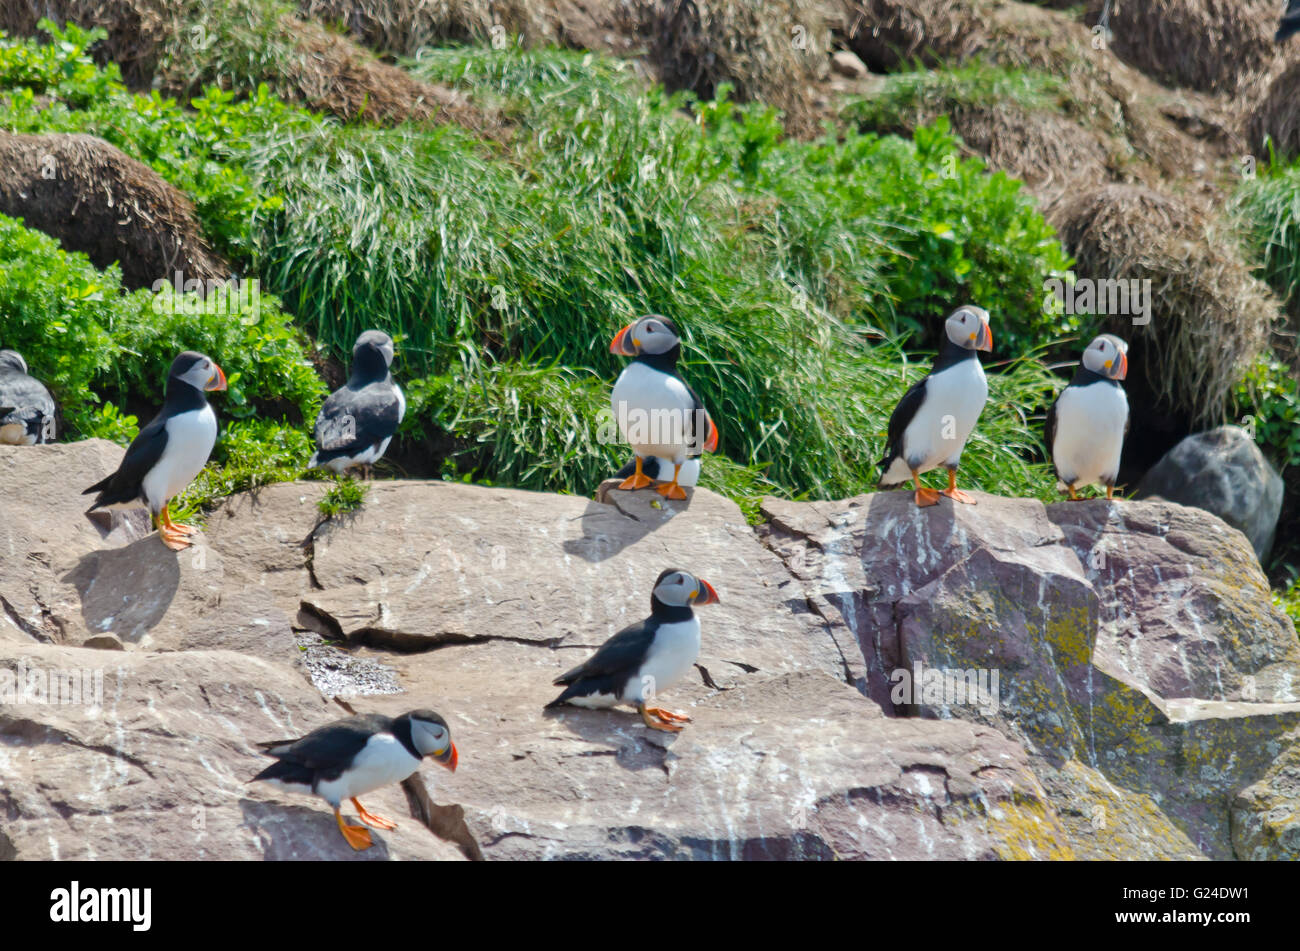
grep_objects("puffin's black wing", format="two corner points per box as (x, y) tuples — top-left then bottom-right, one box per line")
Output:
(256, 713), (393, 769)
(546, 618), (658, 707)
(312, 381), (401, 463)
(1280, 0), (1300, 41)
(0, 371), (57, 443)
(679, 377), (718, 455)
(82, 409), (170, 508)
(878, 375), (928, 474)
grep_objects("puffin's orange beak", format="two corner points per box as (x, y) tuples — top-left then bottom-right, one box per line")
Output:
(1113, 350), (1128, 381)
(206, 363), (228, 391)
(609, 323), (638, 356)
(977, 319), (993, 353)
(437, 742), (458, 772)
(695, 579), (720, 605)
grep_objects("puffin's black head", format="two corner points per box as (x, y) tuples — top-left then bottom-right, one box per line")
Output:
(168, 351), (227, 395)
(944, 306), (993, 353)
(0, 349), (28, 374)
(1081, 333), (1128, 380)
(403, 709), (457, 771)
(651, 567), (720, 610)
(351, 330), (396, 382)
(609, 315), (682, 359)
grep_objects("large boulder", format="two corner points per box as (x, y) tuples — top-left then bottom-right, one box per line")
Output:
(3, 439), (1299, 860)
(1135, 425), (1284, 562)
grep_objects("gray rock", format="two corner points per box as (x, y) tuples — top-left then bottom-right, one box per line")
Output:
(1136, 425), (1284, 561)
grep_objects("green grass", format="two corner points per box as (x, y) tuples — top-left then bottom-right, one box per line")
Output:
(1, 28), (1069, 517)
(842, 61), (1065, 132)
(318, 478), (369, 517)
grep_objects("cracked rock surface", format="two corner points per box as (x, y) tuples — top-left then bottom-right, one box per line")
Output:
(2, 440), (1298, 859)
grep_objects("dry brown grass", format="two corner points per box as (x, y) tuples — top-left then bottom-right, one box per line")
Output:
(1080, 0), (1279, 95)
(0, 131), (228, 289)
(1247, 59), (1300, 162)
(1052, 183), (1278, 426)
(297, 0), (549, 53)
(639, 0), (831, 135)
(0, 0), (492, 128)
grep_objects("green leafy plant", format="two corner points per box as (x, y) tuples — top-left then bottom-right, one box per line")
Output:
(317, 478), (369, 517)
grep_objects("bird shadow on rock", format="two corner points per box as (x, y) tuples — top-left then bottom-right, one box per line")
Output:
(561, 480), (696, 563)
(238, 799), (395, 861)
(62, 534), (180, 644)
(541, 705), (679, 773)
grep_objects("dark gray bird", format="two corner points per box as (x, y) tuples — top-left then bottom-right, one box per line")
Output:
(1280, 0), (1300, 41)
(0, 349), (57, 445)
(309, 330), (404, 478)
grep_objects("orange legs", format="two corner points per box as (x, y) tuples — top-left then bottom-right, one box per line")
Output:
(157, 504), (197, 551)
(334, 806), (374, 851)
(639, 702), (690, 733)
(351, 798), (398, 831)
(912, 469), (940, 507)
(941, 468), (976, 505)
(618, 456), (653, 490)
(655, 463), (688, 500)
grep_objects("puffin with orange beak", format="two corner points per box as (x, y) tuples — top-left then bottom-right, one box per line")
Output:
(250, 710), (458, 852)
(609, 315), (718, 500)
(879, 306), (993, 506)
(1046, 333), (1130, 501)
(547, 568), (720, 732)
(83, 351), (226, 550)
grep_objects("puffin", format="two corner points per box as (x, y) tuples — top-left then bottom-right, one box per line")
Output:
(1045, 333), (1129, 501)
(250, 710), (457, 852)
(1280, 0), (1300, 41)
(82, 351), (226, 550)
(309, 330), (404, 479)
(0, 349), (56, 445)
(878, 305), (993, 506)
(546, 568), (719, 732)
(609, 315), (718, 500)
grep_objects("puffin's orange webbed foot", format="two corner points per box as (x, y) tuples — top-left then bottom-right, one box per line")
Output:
(914, 487), (941, 507)
(647, 706), (692, 723)
(335, 807), (374, 850)
(655, 481), (687, 500)
(639, 704), (684, 733)
(942, 487), (977, 504)
(352, 798), (398, 831)
(618, 457), (653, 490)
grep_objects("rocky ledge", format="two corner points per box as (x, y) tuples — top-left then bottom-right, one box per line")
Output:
(1, 440), (1297, 860)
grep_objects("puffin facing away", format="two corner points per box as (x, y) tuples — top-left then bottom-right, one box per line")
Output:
(613, 455), (700, 489)
(1280, 0), (1300, 41)
(250, 710), (457, 852)
(878, 306), (993, 506)
(547, 568), (719, 732)
(0, 349), (56, 445)
(309, 330), (404, 479)
(83, 351), (226, 550)
(609, 315), (718, 500)
(1046, 333), (1129, 501)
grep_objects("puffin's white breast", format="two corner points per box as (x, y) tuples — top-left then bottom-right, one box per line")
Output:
(622, 616), (701, 703)
(141, 405), (217, 510)
(1052, 383), (1128, 487)
(314, 733), (423, 805)
(612, 362), (696, 461)
(900, 358), (988, 475)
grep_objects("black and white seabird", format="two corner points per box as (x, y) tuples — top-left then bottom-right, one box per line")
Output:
(0, 349), (56, 445)
(878, 305), (993, 507)
(1279, 0), (1300, 41)
(250, 710), (458, 852)
(309, 330), (404, 479)
(1046, 333), (1129, 501)
(546, 568), (719, 732)
(82, 351), (226, 550)
(609, 315), (718, 500)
